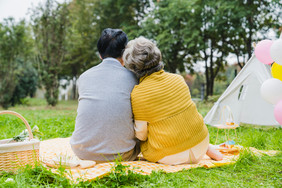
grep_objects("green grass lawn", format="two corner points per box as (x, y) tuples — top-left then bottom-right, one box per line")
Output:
(0, 98), (281, 187)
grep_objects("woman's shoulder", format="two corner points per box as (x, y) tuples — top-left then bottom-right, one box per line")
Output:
(133, 72), (184, 92)
(159, 72), (186, 86)
(136, 71), (184, 88)
(165, 72), (184, 79)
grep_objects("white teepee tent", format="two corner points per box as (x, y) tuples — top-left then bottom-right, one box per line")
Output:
(204, 55), (280, 126)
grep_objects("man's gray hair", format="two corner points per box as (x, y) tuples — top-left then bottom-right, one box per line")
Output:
(123, 37), (163, 78)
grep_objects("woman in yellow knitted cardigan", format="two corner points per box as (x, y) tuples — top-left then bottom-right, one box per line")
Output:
(123, 37), (223, 164)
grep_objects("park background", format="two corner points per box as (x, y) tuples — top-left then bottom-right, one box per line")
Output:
(0, 0), (281, 187)
(0, 0), (282, 108)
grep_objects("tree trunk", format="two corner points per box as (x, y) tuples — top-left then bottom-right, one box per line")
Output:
(236, 52), (244, 69)
(72, 77), (78, 100)
(204, 53), (209, 99)
(246, 0), (254, 60)
(44, 73), (59, 106)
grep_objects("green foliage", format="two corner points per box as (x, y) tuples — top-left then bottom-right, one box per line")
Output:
(62, 0), (99, 83)
(90, 0), (150, 39)
(60, 0), (150, 99)
(142, 0), (282, 98)
(83, 162), (147, 187)
(142, 0), (200, 73)
(0, 165), (72, 187)
(213, 81), (228, 96)
(31, 0), (70, 106)
(12, 125), (43, 142)
(189, 72), (205, 98)
(192, 88), (200, 97)
(218, 0), (282, 68)
(1, 0), (281, 104)
(10, 61), (38, 106)
(0, 18), (35, 109)
(0, 100), (77, 141)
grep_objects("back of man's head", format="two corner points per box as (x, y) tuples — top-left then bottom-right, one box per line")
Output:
(97, 28), (128, 59)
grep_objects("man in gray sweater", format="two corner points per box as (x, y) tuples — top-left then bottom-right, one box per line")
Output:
(70, 28), (139, 162)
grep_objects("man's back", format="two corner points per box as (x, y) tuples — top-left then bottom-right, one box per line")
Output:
(70, 58), (138, 161)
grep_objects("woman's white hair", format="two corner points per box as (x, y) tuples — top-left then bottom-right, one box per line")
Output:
(123, 37), (163, 78)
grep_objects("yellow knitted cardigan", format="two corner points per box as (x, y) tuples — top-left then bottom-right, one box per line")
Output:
(131, 70), (208, 162)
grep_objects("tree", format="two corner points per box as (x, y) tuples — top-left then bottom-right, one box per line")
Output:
(197, 0), (282, 96)
(92, 0), (150, 39)
(60, 0), (100, 100)
(199, 0), (282, 97)
(10, 61), (38, 106)
(31, 0), (69, 106)
(142, 0), (201, 73)
(197, 0), (229, 97)
(143, 0), (282, 98)
(142, 0), (226, 96)
(61, 0), (150, 99)
(218, 0), (282, 69)
(0, 18), (34, 109)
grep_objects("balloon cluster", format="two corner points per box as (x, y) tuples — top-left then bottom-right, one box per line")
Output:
(255, 39), (282, 125)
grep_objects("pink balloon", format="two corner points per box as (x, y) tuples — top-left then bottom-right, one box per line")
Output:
(255, 40), (274, 65)
(274, 100), (282, 125)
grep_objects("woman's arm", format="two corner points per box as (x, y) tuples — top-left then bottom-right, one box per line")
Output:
(134, 120), (148, 141)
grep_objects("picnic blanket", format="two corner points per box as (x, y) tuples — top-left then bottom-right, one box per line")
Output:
(39, 138), (279, 182)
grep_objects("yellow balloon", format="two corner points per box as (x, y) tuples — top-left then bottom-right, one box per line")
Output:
(271, 63), (282, 81)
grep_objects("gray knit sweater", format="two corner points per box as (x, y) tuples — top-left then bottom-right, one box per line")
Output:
(70, 58), (138, 161)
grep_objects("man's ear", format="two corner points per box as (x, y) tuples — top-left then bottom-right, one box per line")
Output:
(99, 54), (103, 60)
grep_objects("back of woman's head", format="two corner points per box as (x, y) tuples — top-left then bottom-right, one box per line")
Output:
(123, 37), (163, 78)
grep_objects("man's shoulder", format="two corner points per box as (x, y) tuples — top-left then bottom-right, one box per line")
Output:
(78, 63), (138, 85)
(79, 64), (101, 78)
(123, 68), (138, 79)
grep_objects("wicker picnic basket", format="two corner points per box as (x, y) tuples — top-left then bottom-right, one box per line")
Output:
(0, 111), (40, 172)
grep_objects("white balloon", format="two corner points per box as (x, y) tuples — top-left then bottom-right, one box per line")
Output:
(260, 78), (282, 104)
(270, 39), (282, 65)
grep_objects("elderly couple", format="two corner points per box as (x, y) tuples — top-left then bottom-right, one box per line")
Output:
(70, 28), (222, 165)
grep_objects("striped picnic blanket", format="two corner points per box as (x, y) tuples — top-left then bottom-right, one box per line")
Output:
(39, 138), (279, 182)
